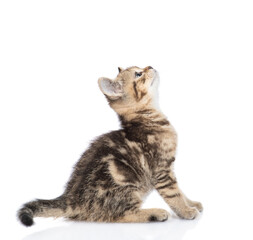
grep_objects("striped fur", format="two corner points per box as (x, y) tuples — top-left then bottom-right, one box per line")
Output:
(17, 66), (202, 226)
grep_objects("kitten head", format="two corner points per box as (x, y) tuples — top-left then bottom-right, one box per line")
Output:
(98, 66), (159, 115)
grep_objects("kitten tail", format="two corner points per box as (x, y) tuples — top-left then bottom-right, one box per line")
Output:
(17, 196), (67, 227)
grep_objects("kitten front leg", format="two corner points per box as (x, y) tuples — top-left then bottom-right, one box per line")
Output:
(154, 172), (199, 219)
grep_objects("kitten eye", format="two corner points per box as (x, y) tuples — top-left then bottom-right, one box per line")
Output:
(135, 72), (142, 78)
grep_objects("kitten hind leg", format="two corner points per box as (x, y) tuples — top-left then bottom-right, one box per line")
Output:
(116, 208), (170, 223)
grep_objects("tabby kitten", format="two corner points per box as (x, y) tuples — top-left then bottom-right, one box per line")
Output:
(18, 66), (203, 226)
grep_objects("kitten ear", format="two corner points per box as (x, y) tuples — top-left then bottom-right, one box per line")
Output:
(118, 67), (124, 73)
(98, 77), (123, 100)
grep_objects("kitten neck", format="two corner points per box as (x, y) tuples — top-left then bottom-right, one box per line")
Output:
(118, 107), (169, 129)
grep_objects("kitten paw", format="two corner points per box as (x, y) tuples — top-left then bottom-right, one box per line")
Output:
(149, 209), (170, 222)
(179, 207), (199, 220)
(191, 201), (203, 212)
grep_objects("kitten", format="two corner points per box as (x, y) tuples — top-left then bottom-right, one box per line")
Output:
(18, 66), (203, 226)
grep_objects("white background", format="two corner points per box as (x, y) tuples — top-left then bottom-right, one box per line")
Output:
(1, 0), (253, 239)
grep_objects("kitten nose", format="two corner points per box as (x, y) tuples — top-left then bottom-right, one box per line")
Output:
(144, 66), (153, 71)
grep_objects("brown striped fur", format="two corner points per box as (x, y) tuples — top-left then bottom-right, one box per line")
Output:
(17, 66), (202, 226)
